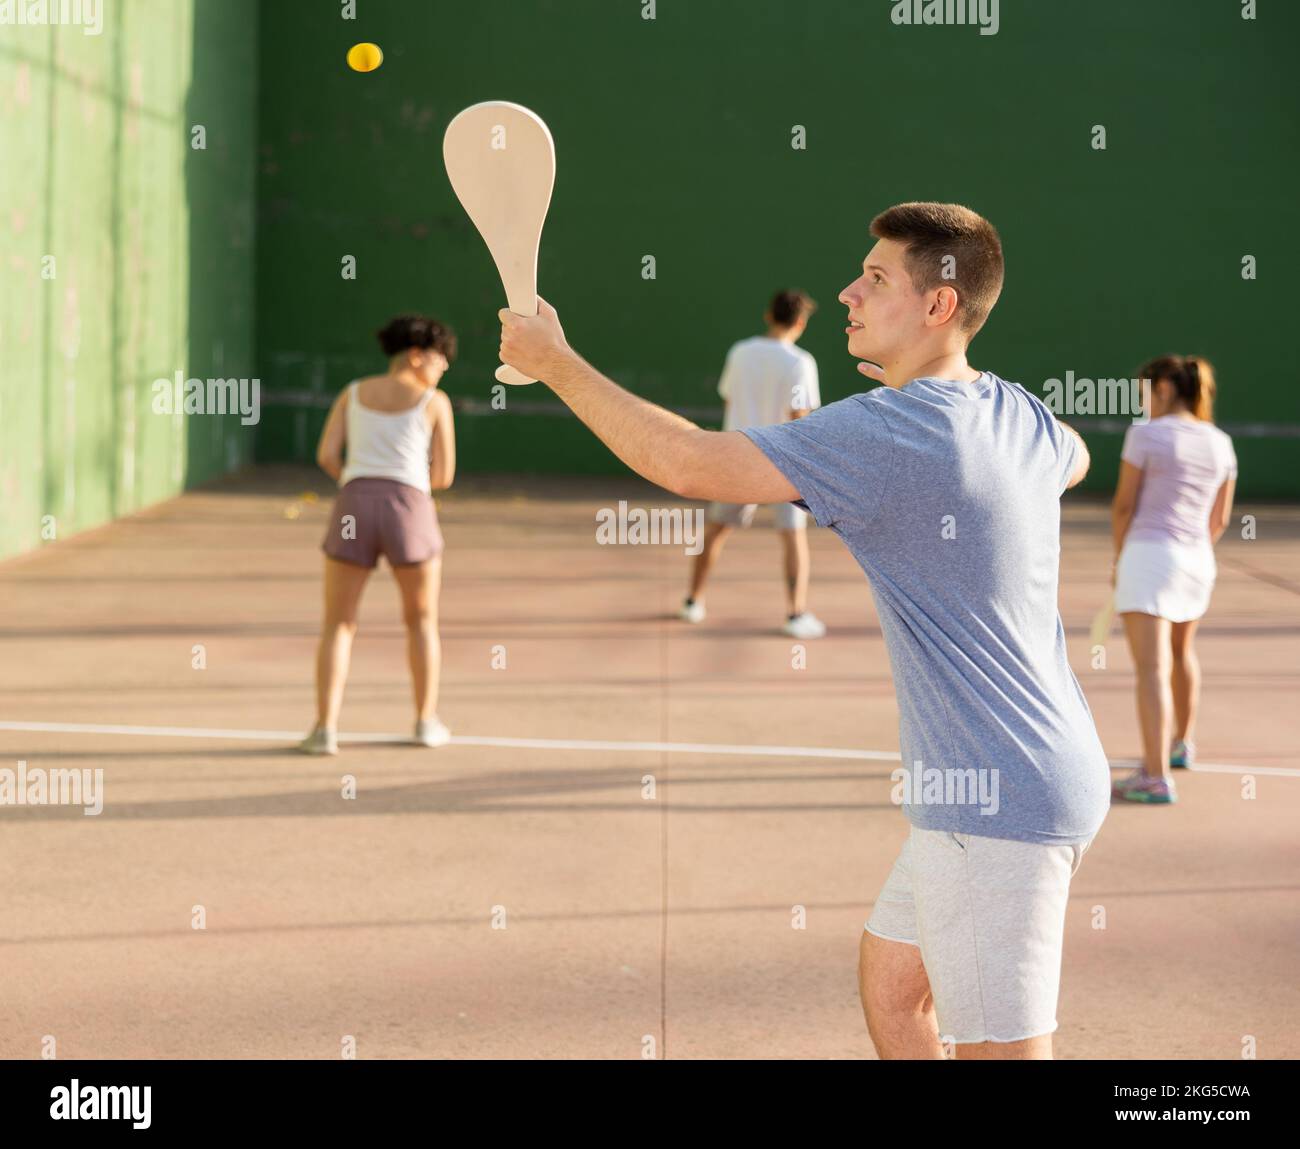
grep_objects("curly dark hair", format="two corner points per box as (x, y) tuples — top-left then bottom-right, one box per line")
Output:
(375, 314), (458, 363)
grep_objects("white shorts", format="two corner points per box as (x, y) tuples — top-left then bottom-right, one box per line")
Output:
(1115, 537), (1216, 623)
(706, 501), (807, 530)
(865, 825), (1092, 1045)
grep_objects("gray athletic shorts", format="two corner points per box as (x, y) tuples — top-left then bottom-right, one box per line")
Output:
(706, 500), (807, 530)
(865, 825), (1093, 1045)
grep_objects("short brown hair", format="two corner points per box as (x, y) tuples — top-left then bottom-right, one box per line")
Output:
(1137, 354), (1217, 422)
(869, 202), (1004, 337)
(768, 289), (816, 328)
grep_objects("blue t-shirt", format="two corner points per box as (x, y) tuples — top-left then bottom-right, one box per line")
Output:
(743, 372), (1110, 847)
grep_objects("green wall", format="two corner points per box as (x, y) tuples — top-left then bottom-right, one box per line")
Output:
(254, 0), (1298, 496)
(2, 0), (1294, 562)
(0, 0), (259, 562)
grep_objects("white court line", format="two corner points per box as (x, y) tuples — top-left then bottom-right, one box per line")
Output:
(1108, 758), (1300, 778)
(0, 720), (895, 761)
(0, 719), (1296, 776)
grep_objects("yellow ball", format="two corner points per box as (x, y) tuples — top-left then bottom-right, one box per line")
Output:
(346, 42), (383, 73)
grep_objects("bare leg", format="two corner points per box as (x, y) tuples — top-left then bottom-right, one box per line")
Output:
(779, 527), (810, 616)
(860, 928), (1054, 1060)
(858, 931), (945, 1059)
(392, 559), (442, 721)
(1170, 619), (1201, 747)
(687, 521), (731, 603)
(956, 1034), (1053, 1060)
(1122, 611), (1173, 777)
(315, 558), (372, 730)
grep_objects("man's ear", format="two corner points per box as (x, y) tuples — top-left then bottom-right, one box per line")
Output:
(929, 286), (960, 327)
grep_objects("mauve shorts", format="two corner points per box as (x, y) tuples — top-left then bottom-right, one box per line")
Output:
(322, 478), (444, 568)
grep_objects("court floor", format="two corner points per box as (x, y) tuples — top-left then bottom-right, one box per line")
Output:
(0, 466), (1295, 1058)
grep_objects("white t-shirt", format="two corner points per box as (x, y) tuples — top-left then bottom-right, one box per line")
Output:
(717, 336), (820, 431)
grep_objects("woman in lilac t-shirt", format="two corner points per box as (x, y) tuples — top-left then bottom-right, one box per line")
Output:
(1110, 355), (1237, 803)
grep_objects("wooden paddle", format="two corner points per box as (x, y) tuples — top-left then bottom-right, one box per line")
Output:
(443, 100), (556, 387)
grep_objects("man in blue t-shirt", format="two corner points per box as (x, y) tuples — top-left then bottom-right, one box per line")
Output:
(497, 201), (1109, 1060)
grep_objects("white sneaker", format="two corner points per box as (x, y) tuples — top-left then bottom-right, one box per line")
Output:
(678, 598), (706, 623)
(297, 727), (338, 756)
(782, 612), (826, 639)
(414, 717), (452, 747)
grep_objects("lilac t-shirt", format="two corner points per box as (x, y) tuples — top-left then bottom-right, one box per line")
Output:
(1121, 417), (1237, 547)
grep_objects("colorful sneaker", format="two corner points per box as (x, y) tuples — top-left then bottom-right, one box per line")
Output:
(297, 726), (338, 756)
(782, 611), (827, 639)
(1112, 769), (1177, 804)
(1111, 767), (1141, 797)
(1170, 739), (1195, 769)
(679, 598), (706, 623)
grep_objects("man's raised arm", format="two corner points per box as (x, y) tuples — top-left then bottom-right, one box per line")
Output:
(499, 300), (798, 505)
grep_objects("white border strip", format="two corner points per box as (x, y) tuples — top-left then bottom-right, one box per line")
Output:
(0, 720), (1295, 776)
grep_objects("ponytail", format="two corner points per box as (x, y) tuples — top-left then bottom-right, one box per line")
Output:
(1181, 356), (1215, 422)
(1136, 353), (1217, 423)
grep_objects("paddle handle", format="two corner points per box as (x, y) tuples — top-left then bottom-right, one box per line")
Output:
(1089, 595), (1116, 645)
(495, 363), (535, 387)
(496, 290), (540, 386)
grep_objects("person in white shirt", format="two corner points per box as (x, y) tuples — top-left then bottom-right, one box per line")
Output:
(679, 290), (827, 639)
(1109, 354), (1237, 802)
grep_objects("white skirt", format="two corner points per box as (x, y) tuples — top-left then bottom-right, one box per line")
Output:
(1115, 537), (1216, 623)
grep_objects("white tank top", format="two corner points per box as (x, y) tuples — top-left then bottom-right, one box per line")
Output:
(338, 381), (435, 493)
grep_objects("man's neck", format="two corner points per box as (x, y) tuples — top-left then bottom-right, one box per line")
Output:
(764, 326), (797, 344)
(880, 348), (980, 389)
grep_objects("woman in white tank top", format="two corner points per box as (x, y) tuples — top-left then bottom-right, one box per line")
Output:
(1110, 355), (1237, 804)
(298, 315), (458, 755)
